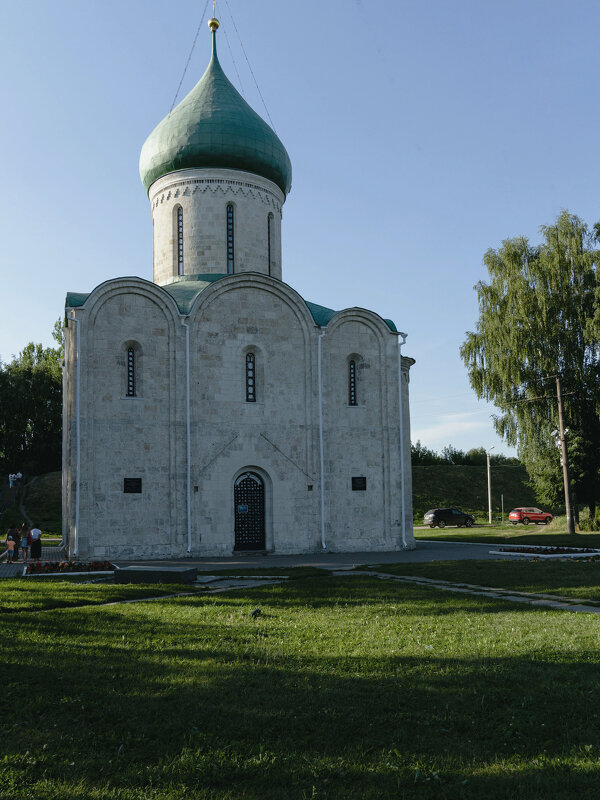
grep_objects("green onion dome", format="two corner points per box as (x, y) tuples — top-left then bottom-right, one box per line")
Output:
(139, 24), (292, 195)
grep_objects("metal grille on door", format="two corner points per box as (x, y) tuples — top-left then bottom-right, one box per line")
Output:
(234, 472), (265, 550)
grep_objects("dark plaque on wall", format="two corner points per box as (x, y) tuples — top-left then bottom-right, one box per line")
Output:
(124, 478), (142, 494)
(351, 476), (367, 491)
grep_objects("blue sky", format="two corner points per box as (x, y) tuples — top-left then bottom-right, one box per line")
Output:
(1, 0), (598, 456)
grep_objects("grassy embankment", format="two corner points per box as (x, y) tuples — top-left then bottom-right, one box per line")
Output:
(2, 570), (600, 798)
(0, 472), (61, 536)
(412, 463), (541, 523)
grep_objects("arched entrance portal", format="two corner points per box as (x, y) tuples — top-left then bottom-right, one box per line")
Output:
(234, 472), (265, 551)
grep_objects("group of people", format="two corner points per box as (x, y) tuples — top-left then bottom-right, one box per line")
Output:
(8, 473), (23, 489)
(4, 523), (42, 563)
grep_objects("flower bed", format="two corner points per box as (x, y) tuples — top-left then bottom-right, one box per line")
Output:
(26, 560), (113, 575)
(499, 545), (599, 554)
(490, 544), (600, 560)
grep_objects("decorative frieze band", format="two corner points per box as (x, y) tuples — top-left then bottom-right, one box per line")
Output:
(151, 178), (282, 212)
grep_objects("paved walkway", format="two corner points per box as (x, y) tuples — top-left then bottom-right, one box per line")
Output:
(0, 544), (66, 578)
(116, 540), (504, 571)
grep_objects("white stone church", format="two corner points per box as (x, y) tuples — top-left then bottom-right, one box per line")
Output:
(62, 18), (415, 559)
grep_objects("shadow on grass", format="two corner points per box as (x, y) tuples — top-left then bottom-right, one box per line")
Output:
(198, 575), (570, 616)
(1, 578), (600, 799)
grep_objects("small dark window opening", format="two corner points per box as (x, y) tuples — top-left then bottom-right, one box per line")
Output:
(177, 206), (184, 275)
(246, 352), (256, 402)
(124, 478), (142, 493)
(126, 347), (136, 397)
(227, 204), (235, 274)
(267, 213), (273, 276)
(352, 476), (367, 491)
(348, 360), (357, 405)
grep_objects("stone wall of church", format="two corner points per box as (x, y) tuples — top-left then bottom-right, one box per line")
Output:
(63, 276), (415, 559)
(64, 280), (187, 560)
(320, 312), (412, 551)
(187, 275), (320, 555)
(149, 168), (284, 285)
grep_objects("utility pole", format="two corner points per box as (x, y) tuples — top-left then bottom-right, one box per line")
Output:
(487, 446), (495, 524)
(556, 375), (575, 534)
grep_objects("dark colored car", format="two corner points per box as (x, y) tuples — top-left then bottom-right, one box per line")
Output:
(508, 507), (553, 525)
(423, 508), (475, 528)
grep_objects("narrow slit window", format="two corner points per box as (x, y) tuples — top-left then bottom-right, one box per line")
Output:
(267, 213), (273, 276)
(348, 360), (357, 406)
(227, 204), (235, 274)
(246, 353), (256, 402)
(177, 206), (184, 275)
(127, 347), (136, 397)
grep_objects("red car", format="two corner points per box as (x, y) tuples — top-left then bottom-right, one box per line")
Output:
(509, 507), (553, 525)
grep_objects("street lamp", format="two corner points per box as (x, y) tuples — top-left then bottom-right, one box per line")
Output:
(487, 446), (495, 525)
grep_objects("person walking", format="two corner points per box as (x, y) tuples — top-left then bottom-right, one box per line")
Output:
(19, 523), (30, 562)
(29, 524), (42, 560)
(5, 524), (19, 563)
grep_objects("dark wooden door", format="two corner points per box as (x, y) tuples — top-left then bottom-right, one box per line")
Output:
(234, 472), (265, 550)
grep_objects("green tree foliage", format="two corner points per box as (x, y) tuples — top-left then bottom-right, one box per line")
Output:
(0, 320), (63, 476)
(411, 441), (518, 467)
(461, 211), (600, 519)
(411, 441), (444, 465)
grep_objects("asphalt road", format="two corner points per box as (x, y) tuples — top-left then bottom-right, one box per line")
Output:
(119, 540), (502, 570)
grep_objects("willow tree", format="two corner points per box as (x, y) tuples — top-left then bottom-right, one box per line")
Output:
(460, 211), (600, 521)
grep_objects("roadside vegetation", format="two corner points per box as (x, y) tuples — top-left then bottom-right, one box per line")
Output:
(2, 573), (600, 798)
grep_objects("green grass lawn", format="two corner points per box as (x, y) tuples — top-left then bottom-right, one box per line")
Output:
(415, 517), (600, 548)
(367, 559), (600, 602)
(2, 573), (600, 798)
(0, 580), (194, 613)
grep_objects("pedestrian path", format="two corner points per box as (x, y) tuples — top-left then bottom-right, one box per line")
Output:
(0, 563), (25, 578)
(331, 568), (600, 615)
(0, 544), (67, 576)
(195, 575), (287, 592)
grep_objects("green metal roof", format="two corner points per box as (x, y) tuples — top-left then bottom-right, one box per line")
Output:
(65, 292), (90, 308)
(65, 275), (397, 331)
(162, 274), (224, 315)
(139, 31), (292, 195)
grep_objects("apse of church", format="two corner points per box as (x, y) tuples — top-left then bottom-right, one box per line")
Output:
(62, 16), (415, 558)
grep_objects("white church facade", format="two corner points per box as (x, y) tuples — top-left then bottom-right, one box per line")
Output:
(62, 19), (415, 559)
